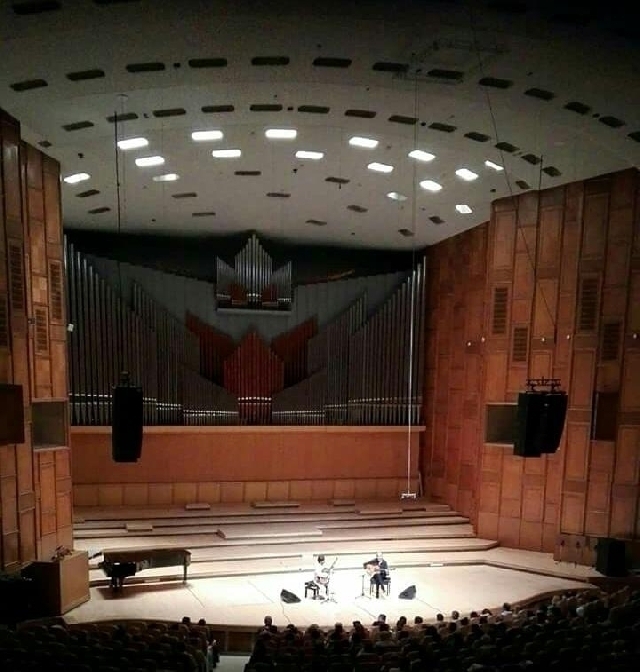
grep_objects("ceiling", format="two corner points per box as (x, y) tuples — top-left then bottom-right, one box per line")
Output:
(1, 0), (639, 251)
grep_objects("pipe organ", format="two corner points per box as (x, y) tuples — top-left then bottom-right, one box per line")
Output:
(66, 239), (425, 427)
(216, 234), (292, 311)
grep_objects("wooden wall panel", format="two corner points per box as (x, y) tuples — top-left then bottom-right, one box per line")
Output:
(423, 168), (640, 560)
(1, 109), (69, 569)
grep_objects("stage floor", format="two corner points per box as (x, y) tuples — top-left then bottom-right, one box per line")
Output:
(64, 548), (600, 630)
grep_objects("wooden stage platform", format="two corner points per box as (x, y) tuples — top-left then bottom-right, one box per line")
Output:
(67, 499), (603, 634)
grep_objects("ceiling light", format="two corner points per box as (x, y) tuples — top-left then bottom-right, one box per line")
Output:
(117, 137), (149, 150)
(192, 130), (224, 141)
(387, 191), (407, 201)
(485, 160), (504, 171)
(456, 168), (479, 181)
(135, 156), (165, 167)
(211, 149), (242, 158)
(420, 180), (443, 192)
(265, 128), (297, 139)
(152, 173), (180, 182)
(296, 150), (324, 160)
(456, 204), (473, 213)
(63, 172), (90, 184)
(408, 149), (435, 162)
(349, 136), (378, 149)
(368, 162), (394, 174)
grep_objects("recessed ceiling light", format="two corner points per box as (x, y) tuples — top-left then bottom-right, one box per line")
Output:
(368, 162), (394, 174)
(419, 180), (443, 192)
(135, 156), (165, 167)
(296, 150), (324, 160)
(349, 136), (378, 149)
(191, 130), (224, 141)
(408, 149), (435, 162)
(211, 149), (242, 158)
(117, 137), (149, 150)
(456, 168), (478, 181)
(265, 128), (297, 139)
(387, 191), (408, 201)
(485, 160), (504, 171)
(152, 173), (180, 182)
(456, 204), (473, 214)
(63, 172), (90, 184)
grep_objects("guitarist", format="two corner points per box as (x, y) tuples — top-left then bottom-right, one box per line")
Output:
(313, 554), (337, 597)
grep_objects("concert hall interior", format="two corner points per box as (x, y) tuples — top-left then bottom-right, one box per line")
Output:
(1, 0), (640, 667)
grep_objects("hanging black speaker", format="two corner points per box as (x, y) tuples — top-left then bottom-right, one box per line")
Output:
(514, 390), (567, 457)
(112, 384), (143, 462)
(595, 538), (627, 577)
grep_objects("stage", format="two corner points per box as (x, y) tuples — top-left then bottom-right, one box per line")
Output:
(65, 500), (602, 637)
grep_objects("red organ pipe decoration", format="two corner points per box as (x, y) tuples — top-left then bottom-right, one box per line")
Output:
(271, 317), (317, 387)
(223, 331), (285, 425)
(185, 312), (236, 385)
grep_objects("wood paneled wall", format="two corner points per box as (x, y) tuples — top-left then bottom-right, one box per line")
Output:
(0, 109), (71, 570)
(423, 168), (640, 561)
(70, 425), (421, 505)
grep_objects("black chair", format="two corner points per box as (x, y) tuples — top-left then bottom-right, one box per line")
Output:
(304, 581), (320, 599)
(369, 571), (391, 597)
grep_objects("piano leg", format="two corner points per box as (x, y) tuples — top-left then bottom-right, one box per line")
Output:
(183, 558), (188, 583)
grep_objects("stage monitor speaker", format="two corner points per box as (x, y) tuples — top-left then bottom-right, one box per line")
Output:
(595, 538), (626, 577)
(398, 585), (416, 600)
(112, 385), (143, 462)
(514, 391), (567, 457)
(280, 589), (301, 603)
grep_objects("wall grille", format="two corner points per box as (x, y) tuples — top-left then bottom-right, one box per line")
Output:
(35, 307), (49, 355)
(512, 326), (529, 363)
(0, 296), (8, 348)
(9, 243), (25, 312)
(578, 277), (599, 331)
(49, 261), (64, 322)
(601, 321), (622, 361)
(492, 286), (508, 335)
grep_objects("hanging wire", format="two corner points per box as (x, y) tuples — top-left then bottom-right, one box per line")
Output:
(466, 6), (557, 340)
(113, 96), (127, 382)
(403, 72), (421, 498)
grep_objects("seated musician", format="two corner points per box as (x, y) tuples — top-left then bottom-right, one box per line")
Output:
(311, 554), (334, 598)
(364, 551), (389, 598)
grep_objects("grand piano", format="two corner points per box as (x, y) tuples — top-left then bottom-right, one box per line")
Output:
(99, 547), (191, 590)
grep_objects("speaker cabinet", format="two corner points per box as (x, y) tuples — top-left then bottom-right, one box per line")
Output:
(595, 538), (626, 577)
(112, 385), (143, 462)
(514, 391), (568, 457)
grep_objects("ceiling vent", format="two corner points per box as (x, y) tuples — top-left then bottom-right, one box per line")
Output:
(267, 192), (291, 198)
(599, 116), (625, 128)
(251, 56), (290, 66)
(153, 108), (186, 118)
(428, 69), (464, 82)
(313, 57), (352, 68)
(107, 112), (138, 123)
(250, 104), (283, 112)
(172, 192), (197, 199)
(306, 219), (328, 226)
(326, 176), (350, 185)
(522, 153), (541, 165)
(62, 121), (94, 131)
(67, 69), (105, 81)
(88, 207), (111, 214)
(38, 140), (52, 148)
(235, 170), (262, 176)
(565, 101), (591, 115)
(465, 132), (491, 142)
(76, 189), (100, 198)
(347, 204), (367, 213)
(525, 87), (555, 101)
(12, 1), (60, 15)
(542, 166), (562, 177)
(495, 141), (518, 152)
(515, 180), (530, 189)
(298, 105), (330, 114)
(202, 104), (234, 113)
(126, 62), (165, 73)
(192, 211), (216, 217)
(429, 122), (456, 133)
(389, 115), (417, 125)
(479, 77), (513, 89)
(345, 109), (376, 118)
(10, 79), (47, 92)
(429, 216), (445, 224)
(189, 58), (227, 68)
(398, 228), (414, 237)
(372, 62), (409, 73)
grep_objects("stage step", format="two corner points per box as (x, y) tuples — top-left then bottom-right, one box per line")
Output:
(217, 524), (323, 540)
(252, 501), (300, 509)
